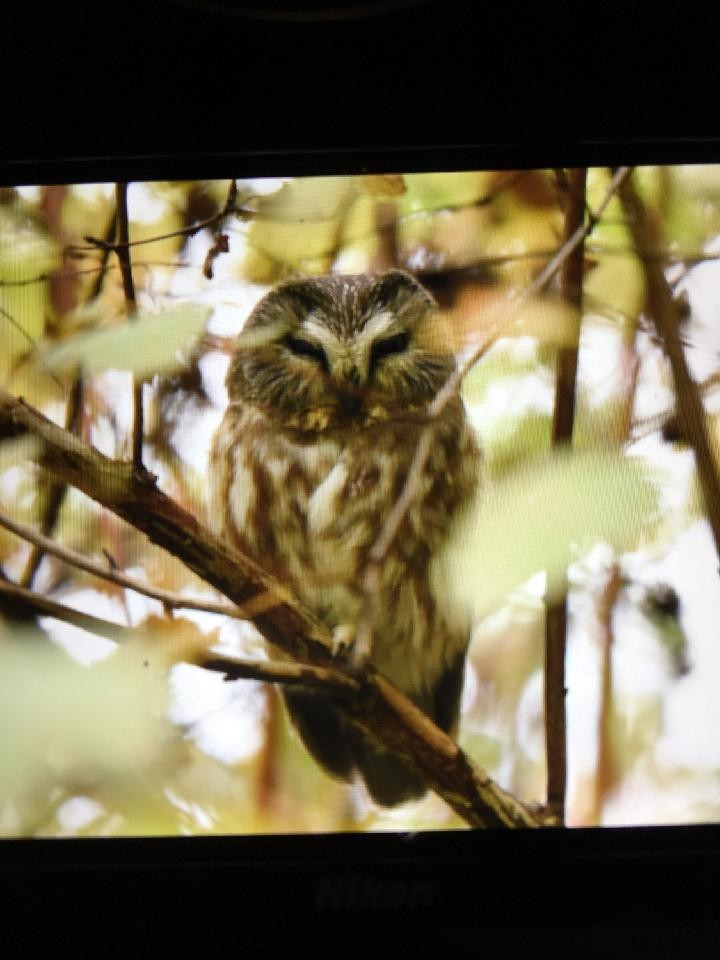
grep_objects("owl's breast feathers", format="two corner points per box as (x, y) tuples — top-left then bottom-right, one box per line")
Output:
(209, 400), (480, 697)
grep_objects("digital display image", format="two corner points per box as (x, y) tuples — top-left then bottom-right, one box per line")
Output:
(1, 167), (718, 836)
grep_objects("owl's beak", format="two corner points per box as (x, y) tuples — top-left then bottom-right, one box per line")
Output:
(331, 356), (366, 389)
(337, 389), (363, 417)
(333, 361), (365, 416)
(331, 355), (367, 417)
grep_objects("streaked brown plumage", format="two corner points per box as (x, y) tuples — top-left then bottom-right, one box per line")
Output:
(208, 270), (480, 805)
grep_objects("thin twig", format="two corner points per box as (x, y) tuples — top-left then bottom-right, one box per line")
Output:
(592, 562), (622, 824)
(20, 202), (118, 587)
(203, 652), (361, 695)
(551, 167), (587, 444)
(88, 207), (119, 300)
(0, 507), (256, 620)
(630, 368), (720, 444)
(0, 577), (141, 644)
(360, 168), (633, 645)
(114, 182), (144, 470)
(202, 180), (239, 280)
(619, 173), (720, 563)
(9, 238), (720, 298)
(114, 183), (137, 313)
(73, 180), (251, 257)
(544, 168), (588, 823)
(0, 262), (179, 291)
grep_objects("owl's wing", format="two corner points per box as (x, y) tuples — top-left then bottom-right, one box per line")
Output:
(283, 686), (428, 804)
(346, 729), (427, 806)
(283, 687), (354, 781)
(283, 649), (466, 806)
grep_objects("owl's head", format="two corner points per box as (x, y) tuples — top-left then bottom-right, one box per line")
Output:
(225, 270), (454, 431)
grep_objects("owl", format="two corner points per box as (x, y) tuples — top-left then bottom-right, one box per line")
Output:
(208, 270), (481, 806)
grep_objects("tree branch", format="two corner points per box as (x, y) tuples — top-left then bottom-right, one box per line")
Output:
(203, 652), (362, 695)
(0, 576), (140, 644)
(592, 562), (622, 825)
(115, 182), (144, 471)
(73, 180), (251, 258)
(544, 168), (588, 823)
(0, 388), (541, 828)
(367, 167), (634, 581)
(20, 374), (83, 588)
(619, 173), (720, 563)
(359, 167), (632, 690)
(0, 508), (247, 620)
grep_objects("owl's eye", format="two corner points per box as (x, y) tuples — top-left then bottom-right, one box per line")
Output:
(370, 331), (409, 367)
(283, 334), (329, 371)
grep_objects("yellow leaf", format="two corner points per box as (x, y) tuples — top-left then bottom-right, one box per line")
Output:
(359, 175), (407, 197)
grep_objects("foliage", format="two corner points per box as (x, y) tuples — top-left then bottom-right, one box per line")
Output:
(1, 166), (719, 835)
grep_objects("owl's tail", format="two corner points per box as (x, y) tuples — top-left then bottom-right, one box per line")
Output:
(282, 670), (462, 807)
(284, 686), (426, 805)
(348, 731), (427, 805)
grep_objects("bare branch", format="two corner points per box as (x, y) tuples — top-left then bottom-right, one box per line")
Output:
(203, 652), (362, 695)
(0, 388), (541, 828)
(114, 182), (144, 471)
(551, 167), (587, 445)
(0, 508), (248, 620)
(544, 168), (588, 823)
(619, 173), (720, 563)
(630, 368), (720, 444)
(592, 562), (622, 825)
(20, 204), (117, 587)
(0, 577), (140, 644)
(73, 180), (252, 258)
(361, 167), (634, 652)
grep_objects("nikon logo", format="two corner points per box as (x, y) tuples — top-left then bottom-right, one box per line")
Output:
(315, 874), (434, 911)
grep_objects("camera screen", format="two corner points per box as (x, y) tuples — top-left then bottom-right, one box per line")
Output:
(1, 166), (718, 836)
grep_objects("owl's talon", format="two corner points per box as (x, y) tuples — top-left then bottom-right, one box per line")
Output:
(347, 625), (372, 675)
(347, 641), (371, 675)
(331, 623), (356, 659)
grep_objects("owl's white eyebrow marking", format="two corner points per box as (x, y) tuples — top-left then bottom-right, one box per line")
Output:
(301, 312), (336, 346)
(360, 310), (397, 340)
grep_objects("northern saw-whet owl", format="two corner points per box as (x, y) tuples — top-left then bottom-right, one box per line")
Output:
(208, 270), (481, 805)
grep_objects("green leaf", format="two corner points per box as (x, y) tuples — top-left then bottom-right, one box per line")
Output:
(483, 410), (552, 477)
(0, 640), (169, 820)
(433, 450), (660, 621)
(38, 302), (211, 377)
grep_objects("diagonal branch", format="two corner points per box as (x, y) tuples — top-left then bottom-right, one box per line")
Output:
(0, 388), (541, 829)
(0, 576), (141, 644)
(359, 167), (633, 661)
(20, 375), (83, 588)
(369, 167), (633, 574)
(619, 173), (720, 562)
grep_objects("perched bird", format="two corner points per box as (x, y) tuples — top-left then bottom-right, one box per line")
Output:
(208, 270), (480, 805)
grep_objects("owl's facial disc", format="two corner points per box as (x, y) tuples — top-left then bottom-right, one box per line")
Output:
(226, 272), (454, 431)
